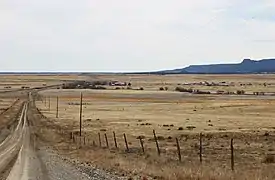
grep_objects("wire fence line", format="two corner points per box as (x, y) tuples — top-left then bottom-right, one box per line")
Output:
(36, 96), (275, 172)
(70, 129), (236, 171)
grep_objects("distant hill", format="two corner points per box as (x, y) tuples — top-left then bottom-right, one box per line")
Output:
(152, 58), (275, 74)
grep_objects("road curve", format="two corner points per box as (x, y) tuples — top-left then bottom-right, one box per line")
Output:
(2, 100), (119, 180)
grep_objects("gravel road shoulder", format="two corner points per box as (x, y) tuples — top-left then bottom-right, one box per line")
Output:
(37, 146), (126, 180)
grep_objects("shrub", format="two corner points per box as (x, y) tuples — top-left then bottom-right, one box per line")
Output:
(186, 126), (196, 130)
(165, 87), (168, 91)
(159, 87), (164, 91)
(139, 87), (144, 90)
(157, 136), (165, 141)
(175, 87), (184, 92)
(136, 135), (145, 139)
(175, 87), (193, 93)
(236, 90), (245, 95)
(263, 154), (275, 163)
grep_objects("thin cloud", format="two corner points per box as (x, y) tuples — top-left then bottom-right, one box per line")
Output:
(0, 0), (274, 72)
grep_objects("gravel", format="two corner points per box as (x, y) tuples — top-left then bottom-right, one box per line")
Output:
(37, 147), (126, 180)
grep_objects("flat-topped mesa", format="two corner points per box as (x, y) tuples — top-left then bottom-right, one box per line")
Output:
(241, 59), (257, 64)
(151, 58), (275, 74)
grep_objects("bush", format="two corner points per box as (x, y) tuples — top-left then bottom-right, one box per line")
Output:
(186, 126), (196, 130)
(139, 87), (144, 90)
(157, 136), (165, 141)
(136, 135), (145, 139)
(175, 87), (183, 92)
(175, 87), (193, 93)
(263, 154), (275, 163)
(159, 87), (164, 91)
(236, 90), (245, 95)
(165, 87), (168, 91)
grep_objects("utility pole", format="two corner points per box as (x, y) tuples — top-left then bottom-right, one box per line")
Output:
(56, 96), (59, 118)
(79, 92), (83, 136)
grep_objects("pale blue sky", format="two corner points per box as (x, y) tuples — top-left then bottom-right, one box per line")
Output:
(0, 0), (275, 72)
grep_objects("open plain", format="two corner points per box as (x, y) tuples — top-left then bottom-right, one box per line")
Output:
(1, 74), (275, 179)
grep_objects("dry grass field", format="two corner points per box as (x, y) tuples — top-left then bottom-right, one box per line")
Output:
(2, 73), (275, 179)
(0, 74), (86, 91)
(34, 74), (275, 180)
(85, 74), (275, 93)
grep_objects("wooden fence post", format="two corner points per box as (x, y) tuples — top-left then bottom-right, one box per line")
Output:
(56, 96), (59, 118)
(48, 96), (51, 111)
(231, 138), (234, 171)
(70, 132), (73, 140)
(200, 132), (202, 163)
(98, 133), (102, 147)
(105, 133), (109, 148)
(123, 133), (129, 152)
(153, 130), (161, 156)
(83, 136), (86, 145)
(113, 131), (118, 149)
(73, 134), (75, 143)
(139, 137), (145, 153)
(176, 138), (182, 162)
(79, 92), (83, 136)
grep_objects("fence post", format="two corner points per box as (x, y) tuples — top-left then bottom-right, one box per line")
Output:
(56, 96), (59, 118)
(70, 132), (73, 140)
(113, 131), (118, 149)
(153, 130), (161, 156)
(93, 140), (96, 146)
(231, 138), (234, 171)
(72, 133), (75, 143)
(105, 133), (109, 148)
(200, 132), (202, 163)
(176, 138), (182, 162)
(79, 92), (83, 136)
(123, 133), (129, 152)
(48, 96), (51, 111)
(83, 136), (86, 145)
(98, 133), (102, 147)
(139, 137), (145, 153)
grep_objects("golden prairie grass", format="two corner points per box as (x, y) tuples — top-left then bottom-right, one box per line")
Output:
(33, 74), (275, 179)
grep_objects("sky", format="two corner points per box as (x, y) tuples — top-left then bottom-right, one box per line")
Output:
(0, 0), (275, 72)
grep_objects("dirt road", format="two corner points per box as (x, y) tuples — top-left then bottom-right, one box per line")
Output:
(0, 100), (122, 180)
